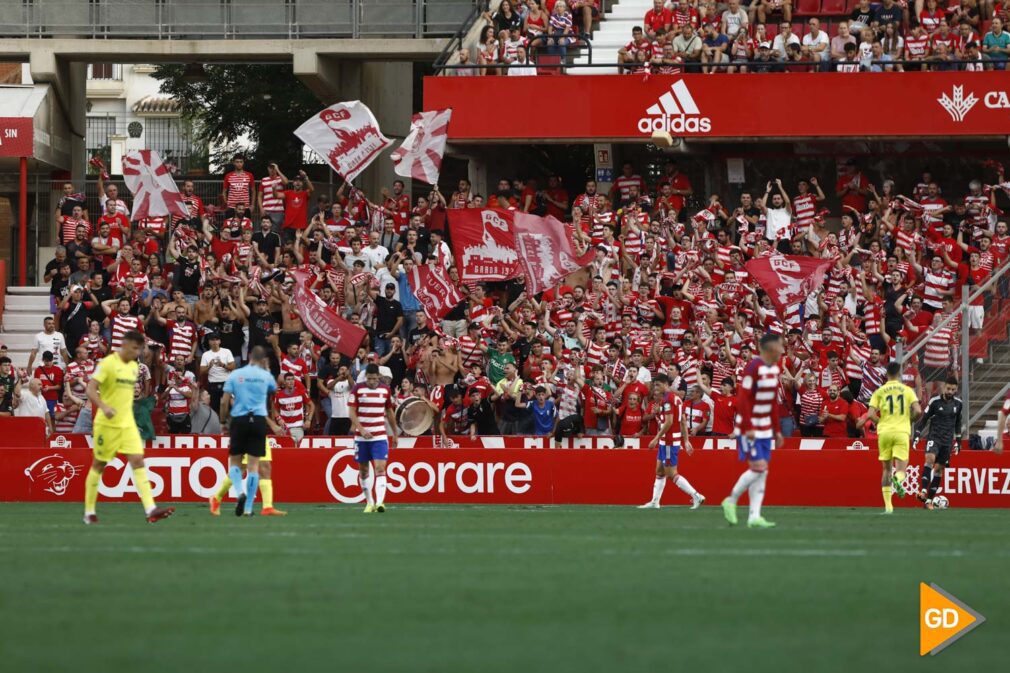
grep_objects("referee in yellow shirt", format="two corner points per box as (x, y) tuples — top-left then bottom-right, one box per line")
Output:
(866, 362), (922, 514)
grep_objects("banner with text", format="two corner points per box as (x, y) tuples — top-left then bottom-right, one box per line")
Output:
(424, 73), (1010, 140)
(6, 436), (1009, 507)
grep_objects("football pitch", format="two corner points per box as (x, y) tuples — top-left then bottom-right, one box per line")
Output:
(2, 503), (1007, 672)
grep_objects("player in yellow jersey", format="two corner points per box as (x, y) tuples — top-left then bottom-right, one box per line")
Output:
(83, 330), (175, 524)
(208, 417), (287, 517)
(866, 362), (921, 514)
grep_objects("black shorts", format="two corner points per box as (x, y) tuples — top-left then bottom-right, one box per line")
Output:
(924, 438), (953, 467)
(229, 414), (268, 457)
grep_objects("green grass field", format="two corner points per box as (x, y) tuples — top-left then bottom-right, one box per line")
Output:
(1, 503), (1006, 673)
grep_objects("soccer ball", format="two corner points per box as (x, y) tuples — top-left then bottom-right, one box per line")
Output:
(932, 495), (949, 509)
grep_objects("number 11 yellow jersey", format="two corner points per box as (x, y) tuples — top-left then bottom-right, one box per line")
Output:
(869, 380), (918, 435)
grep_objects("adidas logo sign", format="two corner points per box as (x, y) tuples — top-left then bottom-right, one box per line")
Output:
(638, 80), (712, 134)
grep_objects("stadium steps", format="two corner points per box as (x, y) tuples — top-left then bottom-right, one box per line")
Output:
(967, 337), (1010, 435)
(571, 0), (651, 74)
(1, 286), (52, 368)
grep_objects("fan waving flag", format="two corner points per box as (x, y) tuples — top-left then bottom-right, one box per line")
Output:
(447, 208), (522, 282)
(744, 255), (836, 317)
(288, 270), (367, 357)
(121, 150), (189, 221)
(513, 213), (595, 295)
(295, 101), (392, 183)
(406, 263), (463, 324)
(390, 109), (452, 185)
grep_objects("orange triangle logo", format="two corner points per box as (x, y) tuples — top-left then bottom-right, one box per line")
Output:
(920, 583), (986, 656)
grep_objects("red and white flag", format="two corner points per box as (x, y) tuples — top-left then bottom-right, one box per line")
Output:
(406, 263), (463, 324)
(744, 255), (835, 317)
(513, 213), (595, 295)
(447, 208), (522, 282)
(289, 270), (367, 357)
(121, 150), (188, 222)
(294, 101), (392, 183)
(390, 109), (451, 185)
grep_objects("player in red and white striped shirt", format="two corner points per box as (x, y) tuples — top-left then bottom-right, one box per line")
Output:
(273, 373), (315, 444)
(349, 364), (398, 513)
(723, 333), (784, 528)
(639, 373), (704, 510)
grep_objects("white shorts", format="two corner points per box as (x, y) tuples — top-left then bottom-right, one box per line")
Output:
(967, 305), (984, 330)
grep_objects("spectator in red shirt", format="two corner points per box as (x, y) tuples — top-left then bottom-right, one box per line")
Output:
(820, 384), (850, 438)
(33, 351), (64, 416)
(644, 0), (672, 40)
(282, 171), (315, 243)
(835, 159), (871, 213)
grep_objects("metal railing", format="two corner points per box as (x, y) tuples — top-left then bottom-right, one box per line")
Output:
(437, 56), (1001, 73)
(0, 0), (476, 39)
(897, 256), (1010, 440)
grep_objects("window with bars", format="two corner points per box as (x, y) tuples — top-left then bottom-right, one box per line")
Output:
(87, 63), (122, 80)
(85, 116), (117, 173)
(144, 117), (194, 174)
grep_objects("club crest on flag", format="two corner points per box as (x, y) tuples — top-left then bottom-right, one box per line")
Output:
(295, 101), (392, 183)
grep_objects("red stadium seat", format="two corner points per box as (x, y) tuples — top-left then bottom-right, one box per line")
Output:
(828, 20), (840, 38)
(764, 22), (779, 40)
(795, 0), (821, 15)
(821, 0), (847, 14)
(845, 0), (860, 12)
(982, 19), (993, 35)
(793, 22), (807, 38)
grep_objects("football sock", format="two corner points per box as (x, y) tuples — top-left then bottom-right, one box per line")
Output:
(920, 469), (931, 494)
(244, 473), (259, 514)
(260, 479), (274, 509)
(728, 469), (760, 503)
(360, 473), (374, 506)
(375, 474), (388, 506)
(229, 466), (245, 497)
(928, 473), (942, 499)
(747, 471), (767, 522)
(652, 476), (667, 503)
(882, 486), (893, 512)
(84, 467), (101, 515)
(132, 467), (156, 514)
(215, 476), (233, 501)
(673, 474), (698, 497)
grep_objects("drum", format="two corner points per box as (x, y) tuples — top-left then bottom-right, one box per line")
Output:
(395, 396), (435, 436)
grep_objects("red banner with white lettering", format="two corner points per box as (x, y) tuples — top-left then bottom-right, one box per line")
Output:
(5, 433), (1009, 507)
(406, 264), (463, 323)
(289, 270), (367, 357)
(446, 208), (522, 283)
(424, 73), (1010, 140)
(0, 117), (34, 157)
(745, 255), (835, 317)
(513, 213), (595, 295)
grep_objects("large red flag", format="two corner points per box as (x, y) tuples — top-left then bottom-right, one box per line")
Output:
(288, 270), (367, 357)
(744, 255), (836, 317)
(406, 263), (463, 323)
(513, 213), (595, 295)
(446, 208), (522, 282)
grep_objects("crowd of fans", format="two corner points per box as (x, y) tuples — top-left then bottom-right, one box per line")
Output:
(2, 152), (1006, 445)
(447, 0), (1010, 73)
